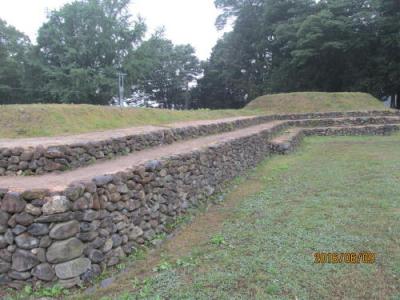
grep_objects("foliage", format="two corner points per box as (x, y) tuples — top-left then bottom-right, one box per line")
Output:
(0, 19), (32, 104)
(125, 30), (201, 109)
(198, 0), (400, 108)
(35, 0), (145, 104)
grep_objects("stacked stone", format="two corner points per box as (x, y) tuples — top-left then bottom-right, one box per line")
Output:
(0, 116), (276, 177)
(2, 110), (400, 177)
(0, 126), (280, 288)
(288, 116), (400, 128)
(303, 124), (400, 136)
(0, 121), (399, 288)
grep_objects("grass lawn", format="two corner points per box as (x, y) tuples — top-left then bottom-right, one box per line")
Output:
(246, 92), (387, 114)
(0, 92), (388, 139)
(70, 134), (400, 300)
(0, 105), (256, 138)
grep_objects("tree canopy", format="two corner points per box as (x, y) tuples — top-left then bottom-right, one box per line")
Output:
(0, 0), (399, 108)
(197, 0), (400, 108)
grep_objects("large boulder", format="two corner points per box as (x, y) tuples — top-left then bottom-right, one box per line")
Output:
(46, 238), (84, 263)
(49, 220), (80, 240)
(55, 257), (91, 279)
(32, 263), (56, 281)
(12, 249), (39, 272)
(1, 193), (26, 213)
(42, 196), (71, 215)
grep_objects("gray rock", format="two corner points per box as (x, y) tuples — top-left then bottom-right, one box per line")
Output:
(101, 238), (113, 253)
(1, 193), (26, 213)
(32, 263), (55, 281)
(116, 184), (129, 194)
(87, 249), (104, 263)
(45, 148), (64, 158)
(8, 270), (31, 280)
(93, 175), (113, 186)
(24, 204), (42, 216)
(49, 220), (80, 240)
(12, 225), (26, 235)
(46, 238), (84, 263)
(39, 236), (52, 248)
(111, 234), (122, 248)
(15, 213), (34, 226)
(65, 184), (85, 201)
(12, 249), (39, 272)
(35, 212), (73, 223)
(20, 151), (34, 161)
(31, 248), (46, 262)
(81, 264), (101, 282)
(21, 189), (48, 201)
(0, 260), (10, 273)
(77, 231), (98, 242)
(0, 211), (10, 226)
(28, 223), (49, 236)
(128, 226), (143, 241)
(15, 233), (39, 250)
(55, 257), (91, 279)
(82, 210), (99, 222)
(42, 196), (71, 215)
(145, 160), (162, 171)
(0, 249), (12, 262)
(4, 230), (14, 245)
(0, 235), (8, 248)
(72, 197), (90, 211)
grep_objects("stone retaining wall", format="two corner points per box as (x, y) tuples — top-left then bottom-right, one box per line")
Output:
(0, 123), (398, 289)
(1, 111), (400, 177)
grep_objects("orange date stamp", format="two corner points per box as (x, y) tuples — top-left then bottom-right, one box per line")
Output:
(314, 252), (376, 264)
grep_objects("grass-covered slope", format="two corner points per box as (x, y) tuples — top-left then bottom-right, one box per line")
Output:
(0, 104), (255, 139)
(246, 92), (386, 114)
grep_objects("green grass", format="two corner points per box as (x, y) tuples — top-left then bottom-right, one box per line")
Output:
(0, 92), (388, 139)
(0, 104), (256, 138)
(80, 134), (400, 299)
(246, 92), (387, 114)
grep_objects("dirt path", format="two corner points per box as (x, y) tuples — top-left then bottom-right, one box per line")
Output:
(0, 121), (283, 192)
(0, 116), (255, 148)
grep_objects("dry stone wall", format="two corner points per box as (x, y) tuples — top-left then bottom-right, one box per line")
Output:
(1, 110), (400, 176)
(0, 114), (399, 289)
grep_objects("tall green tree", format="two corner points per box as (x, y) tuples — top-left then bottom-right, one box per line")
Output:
(36, 0), (145, 104)
(125, 31), (201, 108)
(0, 19), (32, 104)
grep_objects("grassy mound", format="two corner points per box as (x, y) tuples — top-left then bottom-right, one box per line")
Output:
(246, 92), (386, 114)
(0, 104), (255, 139)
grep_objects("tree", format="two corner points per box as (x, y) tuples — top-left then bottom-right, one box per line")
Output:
(36, 0), (145, 104)
(125, 31), (201, 108)
(0, 19), (32, 104)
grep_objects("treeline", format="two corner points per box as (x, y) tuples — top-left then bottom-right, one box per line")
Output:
(196, 0), (400, 108)
(1, 0), (399, 108)
(0, 0), (200, 107)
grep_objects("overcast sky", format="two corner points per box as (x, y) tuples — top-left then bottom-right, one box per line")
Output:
(0, 0), (228, 60)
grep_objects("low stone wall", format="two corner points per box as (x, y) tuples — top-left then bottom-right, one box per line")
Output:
(303, 124), (400, 136)
(0, 117), (270, 176)
(0, 123), (398, 289)
(1, 110), (400, 177)
(0, 126), (278, 289)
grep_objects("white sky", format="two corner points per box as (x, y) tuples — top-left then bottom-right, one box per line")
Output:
(0, 0), (229, 60)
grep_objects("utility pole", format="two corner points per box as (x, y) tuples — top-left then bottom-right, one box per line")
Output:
(117, 72), (127, 108)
